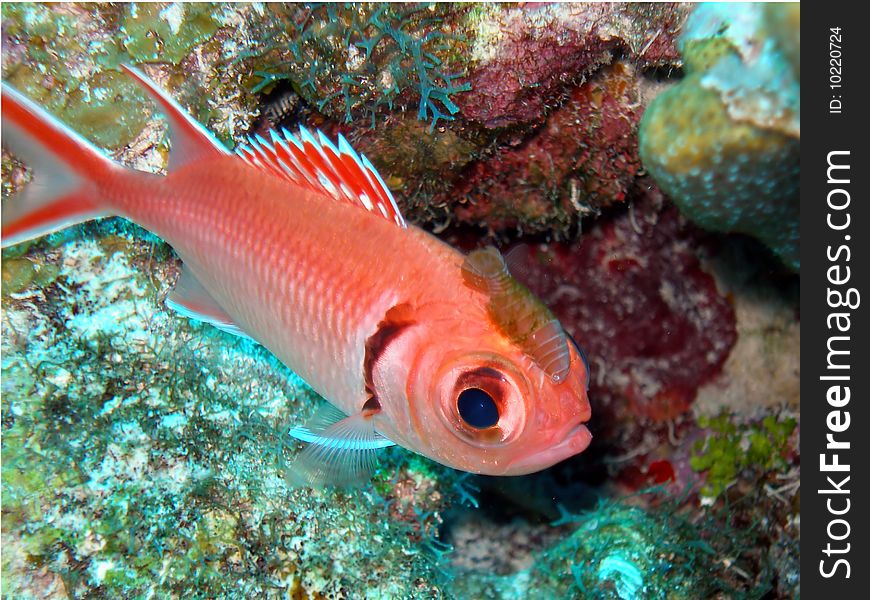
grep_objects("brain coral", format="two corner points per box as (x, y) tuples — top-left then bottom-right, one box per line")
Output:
(639, 3), (800, 270)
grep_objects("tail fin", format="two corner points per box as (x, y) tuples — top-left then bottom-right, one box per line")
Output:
(1, 86), (121, 247)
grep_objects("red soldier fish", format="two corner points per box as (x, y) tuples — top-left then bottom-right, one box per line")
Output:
(1, 66), (592, 485)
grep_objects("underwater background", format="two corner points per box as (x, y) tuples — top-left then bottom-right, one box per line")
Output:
(1, 3), (799, 598)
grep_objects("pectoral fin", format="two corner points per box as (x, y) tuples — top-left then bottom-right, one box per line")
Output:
(288, 403), (394, 488)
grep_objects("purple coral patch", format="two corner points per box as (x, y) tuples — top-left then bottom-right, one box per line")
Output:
(458, 30), (614, 129)
(509, 183), (737, 425)
(456, 3), (687, 129)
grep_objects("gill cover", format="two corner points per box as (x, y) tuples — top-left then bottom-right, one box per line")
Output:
(461, 246), (571, 383)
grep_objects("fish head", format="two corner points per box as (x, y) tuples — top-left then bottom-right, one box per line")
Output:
(406, 322), (592, 475)
(369, 246), (592, 476)
(371, 303), (592, 476)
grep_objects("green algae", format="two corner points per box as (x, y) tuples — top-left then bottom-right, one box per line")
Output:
(1, 257), (60, 296)
(252, 3), (472, 130)
(3, 62), (154, 149)
(2, 3), (151, 148)
(58, 70), (155, 149)
(120, 3), (220, 65)
(690, 412), (797, 499)
(1, 258), (36, 294)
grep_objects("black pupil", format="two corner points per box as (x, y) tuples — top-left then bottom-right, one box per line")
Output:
(457, 388), (499, 429)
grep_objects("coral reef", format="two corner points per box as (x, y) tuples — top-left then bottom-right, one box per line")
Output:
(431, 60), (644, 235)
(1, 2), (689, 236)
(451, 496), (784, 599)
(639, 3), (800, 270)
(457, 3), (688, 129)
(1, 222), (461, 598)
(380, 2), (688, 234)
(246, 3), (690, 235)
(2, 3), (801, 598)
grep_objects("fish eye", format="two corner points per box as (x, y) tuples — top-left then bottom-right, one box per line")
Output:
(439, 363), (525, 445)
(457, 387), (499, 429)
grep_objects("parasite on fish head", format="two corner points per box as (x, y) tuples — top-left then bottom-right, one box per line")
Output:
(368, 247), (592, 476)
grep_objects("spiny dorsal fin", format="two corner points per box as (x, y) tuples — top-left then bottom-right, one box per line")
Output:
(121, 64), (404, 227)
(236, 126), (406, 228)
(462, 246), (571, 384)
(121, 64), (231, 170)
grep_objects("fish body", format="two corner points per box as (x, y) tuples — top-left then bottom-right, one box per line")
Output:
(1, 67), (592, 481)
(109, 157), (461, 422)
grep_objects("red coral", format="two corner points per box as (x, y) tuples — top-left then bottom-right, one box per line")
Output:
(619, 459), (677, 492)
(457, 3), (688, 129)
(507, 182), (737, 428)
(458, 27), (615, 129)
(440, 61), (643, 232)
(456, 3), (620, 129)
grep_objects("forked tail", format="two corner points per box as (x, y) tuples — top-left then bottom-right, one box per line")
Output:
(1, 86), (124, 247)
(1, 63), (233, 248)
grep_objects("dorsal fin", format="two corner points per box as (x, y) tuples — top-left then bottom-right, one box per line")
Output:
(462, 246), (571, 384)
(120, 64), (231, 170)
(236, 126), (406, 228)
(121, 64), (405, 227)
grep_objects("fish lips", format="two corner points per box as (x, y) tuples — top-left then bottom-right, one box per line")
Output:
(502, 420), (593, 476)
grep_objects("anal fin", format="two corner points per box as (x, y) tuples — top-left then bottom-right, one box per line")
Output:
(288, 403), (394, 488)
(166, 267), (252, 340)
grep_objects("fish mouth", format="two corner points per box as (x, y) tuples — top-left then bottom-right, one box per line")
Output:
(503, 421), (592, 476)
